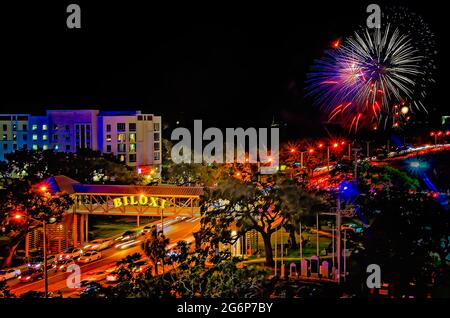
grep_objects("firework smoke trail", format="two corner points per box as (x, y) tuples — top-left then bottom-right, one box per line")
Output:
(307, 19), (434, 132)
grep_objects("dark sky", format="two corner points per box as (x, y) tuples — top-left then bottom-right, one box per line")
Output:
(1, 1), (447, 138)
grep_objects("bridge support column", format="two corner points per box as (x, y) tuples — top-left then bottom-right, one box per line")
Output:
(80, 214), (85, 244)
(73, 213), (78, 247)
(85, 214), (89, 243)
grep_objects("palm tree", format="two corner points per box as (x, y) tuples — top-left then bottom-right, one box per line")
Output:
(141, 226), (169, 276)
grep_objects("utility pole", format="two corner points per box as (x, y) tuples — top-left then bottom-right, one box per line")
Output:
(43, 220), (48, 298)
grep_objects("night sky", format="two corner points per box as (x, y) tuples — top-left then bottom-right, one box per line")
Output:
(1, 1), (447, 138)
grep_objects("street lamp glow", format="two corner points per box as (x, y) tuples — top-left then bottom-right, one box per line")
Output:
(40, 186), (48, 192)
(308, 148), (314, 153)
(333, 143), (338, 148)
(401, 106), (409, 115)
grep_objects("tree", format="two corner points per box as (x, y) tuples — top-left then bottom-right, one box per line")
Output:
(0, 179), (73, 268)
(1, 148), (142, 185)
(141, 226), (170, 276)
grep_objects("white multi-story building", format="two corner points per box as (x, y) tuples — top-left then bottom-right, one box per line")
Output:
(0, 110), (162, 176)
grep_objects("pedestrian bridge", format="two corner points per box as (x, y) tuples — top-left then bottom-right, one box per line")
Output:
(43, 175), (204, 217)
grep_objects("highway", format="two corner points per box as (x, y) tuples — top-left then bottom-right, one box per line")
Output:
(7, 216), (201, 297)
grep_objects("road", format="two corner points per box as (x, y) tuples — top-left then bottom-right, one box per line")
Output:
(7, 216), (201, 297)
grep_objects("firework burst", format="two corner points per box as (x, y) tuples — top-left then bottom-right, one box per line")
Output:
(307, 15), (435, 133)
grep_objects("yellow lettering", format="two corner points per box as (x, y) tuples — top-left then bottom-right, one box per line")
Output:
(123, 196), (129, 206)
(149, 197), (158, 207)
(113, 198), (123, 208)
(160, 199), (167, 209)
(130, 196), (138, 205)
(139, 195), (148, 205)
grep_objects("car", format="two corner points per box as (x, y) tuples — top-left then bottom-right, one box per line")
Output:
(78, 251), (102, 263)
(0, 268), (21, 281)
(84, 239), (113, 251)
(18, 269), (43, 283)
(52, 258), (76, 272)
(84, 270), (107, 282)
(106, 271), (119, 283)
(115, 230), (139, 242)
(114, 239), (140, 250)
(57, 248), (83, 260)
(78, 282), (104, 297)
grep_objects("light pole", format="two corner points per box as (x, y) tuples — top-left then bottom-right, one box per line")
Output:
(14, 214), (53, 298)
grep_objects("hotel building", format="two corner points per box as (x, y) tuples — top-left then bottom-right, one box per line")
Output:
(0, 110), (162, 175)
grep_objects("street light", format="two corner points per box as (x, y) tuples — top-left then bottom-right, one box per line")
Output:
(14, 214), (55, 298)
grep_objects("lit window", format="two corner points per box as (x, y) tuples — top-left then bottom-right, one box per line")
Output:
(129, 133), (136, 143)
(117, 133), (126, 142)
(119, 154), (125, 162)
(42, 124), (48, 130)
(32, 134), (38, 141)
(53, 124), (58, 130)
(13, 134), (17, 141)
(106, 134), (111, 142)
(42, 135), (48, 141)
(55, 145), (59, 150)
(2, 134), (6, 140)
(129, 143), (136, 152)
(32, 124), (38, 130)
(43, 145), (48, 150)
(32, 144), (38, 150)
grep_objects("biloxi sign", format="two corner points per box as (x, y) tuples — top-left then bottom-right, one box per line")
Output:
(112, 195), (167, 209)
(171, 120), (279, 174)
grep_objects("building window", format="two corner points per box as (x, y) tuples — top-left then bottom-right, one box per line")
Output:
(106, 134), (112, 142)
(65, 145), (70, 151)
(106, 124), (111, 132)
(117, 144), (126, 153)
(22, 124), (27, 131)
(129, 154), (136, 163)
(65, 125), (70, 131)
(129, 123), (136, 131)
(13, 134), (17, 141)
(117, 133), (126, 142)
(2, 124), (7, 131)
(65, 134), (70, 141)
(2, 134), (6, 141)
(154, 123), (160, 131)
(154, 132), (160, 141)
(129, 133), (136, 143)
(32, 144), (38, 150)
(106, 145), (111, 152)
(129, 143), (136, 152)
(23, 134), (27, 141)
(42, 124), (48, 130)
(12, 124), (17, 131)
(154, 142), (160, 151)
(43, 145), (48, 150)
(154, 152), (160, 161)
(3, 144), (7, 151)
(118, 154), (125, 162)
(13, 144), (17, 150)
(32, 124), (38, 130)
(42, 135), (48, 141)
(53, 134), (58, 141)
(55, 145), (59, 151)
(32, 134), (38, 141)
(53, 124), (59, 130)
(23, 144), (28, 150)
(137, 115), (143, 121)
(117, 123), (126, 132)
